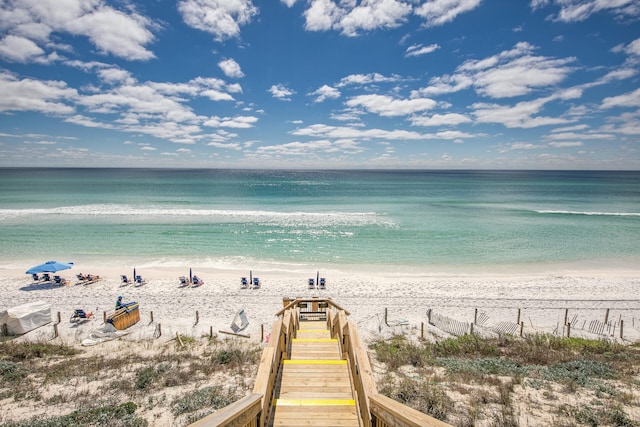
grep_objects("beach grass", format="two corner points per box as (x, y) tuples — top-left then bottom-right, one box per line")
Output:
(370, 333), (640, 426)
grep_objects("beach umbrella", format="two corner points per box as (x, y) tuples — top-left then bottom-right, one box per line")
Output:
(133, 267), (136, 279)
(249, 270), (252, 284)
(316, 271), (319, 285)
(189, 268), (193, 283)
(26, 261), (74, 274)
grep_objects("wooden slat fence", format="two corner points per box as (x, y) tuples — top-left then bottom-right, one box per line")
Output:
(427, 310), (470, 337)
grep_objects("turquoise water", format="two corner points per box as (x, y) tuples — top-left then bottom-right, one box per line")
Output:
(0, 169), (638, 270)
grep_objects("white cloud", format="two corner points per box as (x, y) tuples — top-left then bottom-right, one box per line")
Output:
(304, 0), (412, 36)
(472, 94), (575, 128)
(461, 42), (576, 98)
(337, 72), (402, 87)
(218, 58), (244, 78)
(404, 43), (440, 58)
(0, 71), (77, 114)
(178, 0), (258, 41)
(0, 35), (44, 62)
(310, 85), (341, 102)
(203, 115), (258, 128)
(414, 0), (481, 27)
(601, 88), (640, 109)
(548, 141), (584, 147)
(269, 84), (295, 100)
(346, 94), (436, 117)
(281, 0), (298, 7)
(409, 113), (472, 127)
(0, 0), (156, 61)
(530, 0), (640, 22)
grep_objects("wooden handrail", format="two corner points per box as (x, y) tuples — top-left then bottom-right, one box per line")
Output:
(187, 393), (262, 427)
(370, 393), (453, 427)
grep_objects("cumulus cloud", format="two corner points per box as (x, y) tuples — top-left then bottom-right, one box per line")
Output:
(346, 94), (436, 117)
(530, 0), (640, 22)
(0, 71), (77, 114)
(413, 42), (576, 99)
(0, 35), (45, 63)
(414, 0), (481, 27)
(337, 72), (402, 87)
(310, 85), (341, 102)
(178, 0), (258, 41)
(269, 84), (295, 100)
(218, 58), (245, 78)
(0, 0), (156, 61)
(304, 0), (413, 36)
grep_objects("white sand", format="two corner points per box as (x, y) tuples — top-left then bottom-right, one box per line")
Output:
(2, 262), (639, 345)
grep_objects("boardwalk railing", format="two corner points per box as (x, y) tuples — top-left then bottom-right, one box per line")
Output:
(189, 297), (451, 427)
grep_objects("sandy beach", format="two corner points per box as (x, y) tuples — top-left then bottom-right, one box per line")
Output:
(2, 262), (639, 345)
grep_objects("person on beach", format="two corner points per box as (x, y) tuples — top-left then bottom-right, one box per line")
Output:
(115, 295), (124, 310)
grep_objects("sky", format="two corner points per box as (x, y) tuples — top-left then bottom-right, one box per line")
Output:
(0, 0), (639, 169)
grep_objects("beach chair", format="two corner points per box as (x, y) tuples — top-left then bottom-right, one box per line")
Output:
(70, 309), (94, 323)
(84, 274), (101, 284)
(54, 275), (69, 286)
(319, 277), (326, 290)
(135, 275), (146, 286)
(42, 273), (51, 282)
(241, 277), (248, 289)
(121, 275), (131, 284)
(31, 273), (40, 282)
(179, 276), (190, 287)
(252, 277), (260, 289)
(308, 278), (315, 290)
(191, 276), (204, 287)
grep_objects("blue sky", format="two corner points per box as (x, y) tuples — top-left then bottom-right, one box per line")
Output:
(0, 0), (639, 169)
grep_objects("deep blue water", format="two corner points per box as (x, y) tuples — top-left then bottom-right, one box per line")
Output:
(0, 168), (638, 270)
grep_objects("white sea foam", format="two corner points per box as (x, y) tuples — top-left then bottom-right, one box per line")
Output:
(536, 210), (640, 217)
(0, 204), (395, 227)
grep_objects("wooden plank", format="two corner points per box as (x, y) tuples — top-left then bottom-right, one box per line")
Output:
(275, 399), (355, 406)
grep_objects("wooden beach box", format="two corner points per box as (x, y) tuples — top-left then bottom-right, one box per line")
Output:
(107, 303), (140, 330)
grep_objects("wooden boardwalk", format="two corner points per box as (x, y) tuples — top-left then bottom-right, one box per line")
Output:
(270, 320), (360, 427)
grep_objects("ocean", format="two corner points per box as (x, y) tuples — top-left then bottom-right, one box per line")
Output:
(0, 168), (638, 272)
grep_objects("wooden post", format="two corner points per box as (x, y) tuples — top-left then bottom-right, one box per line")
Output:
(150, 311), (154, 323)
(564, 309), (568, 326)
(520, 321), (524, 337)
(604, 308), (610, 324)
(261, 324), (264, 342)
(155, 323), (161, 338)
(57, 312), (61, 323)
(427, 309), (432, 324)
(516, 309), (521, 325)
(384, 308), (388, 325)
(474, 308), (478, 324)
(421, 322), (424, 339)
(620, 320), (624, 339)
(567, 322), (571, 338)
(103, 311), (107, 323)
(53, 323), (59, 338)
(195, 311), (199, 325)
(469, 323), (474, 334)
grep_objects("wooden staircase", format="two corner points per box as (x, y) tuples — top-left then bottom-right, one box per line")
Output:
(269, 320), (360, 427)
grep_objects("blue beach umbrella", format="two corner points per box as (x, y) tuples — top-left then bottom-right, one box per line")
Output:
(26, 261), (74, 274)
(189, 268), (192, 283)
